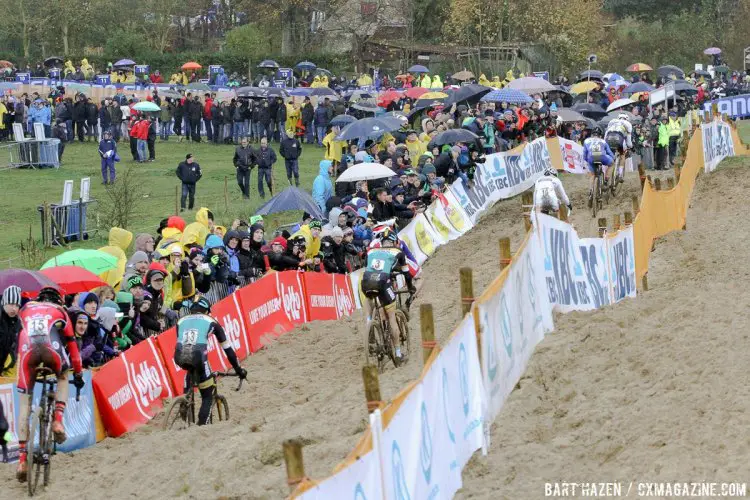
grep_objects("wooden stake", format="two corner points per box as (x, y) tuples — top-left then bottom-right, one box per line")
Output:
(597, 217), (607, 237)
(638, 163), (646, 189)
(499, 237), (511, 271)
(521, 192), (533, 231)
(642, 273), (649, 291)
(362, 365), (382, 414)
(282, 439), (305, 493)
(559, 203), (569, 222)
(674, 163), (681, 182)
(711, 103), (718, 119)
(632, 195), (640, 216)
(613, 214), (621, 231)
(420, 304), (436, 365)
(654, 177), (662, 191)
(666, 177), (674, 189)
(460, 267), (474, 316)
(174, 184), (179, 215)
(624, 211), (633, 225)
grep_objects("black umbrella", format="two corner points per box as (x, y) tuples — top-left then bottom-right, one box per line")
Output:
(309, 87), (339, 99)
(255, 187), (324, 219)
(572, 102), (608, 120)
(263, 87), (289, 98)
(657, 65), (685, 78)
(671, 80), (698, 93)
(351, 102), (380, 113)
(430, 128), (479, 146)
(44, 56), (63, 67)
(621, 81), (655, 95)
(258, 59), (280, 69)
(330, 114), (357, 127)
(578, 70), (604, 81)
(335, 117), (401, 141)
(443, 84), (492, 106)
(236, 86), (264, 98)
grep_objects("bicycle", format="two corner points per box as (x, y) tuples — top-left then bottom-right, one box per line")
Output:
(609, 150), (626, 198)
(163, 371), (243, 430)
(364, 278), (412, 372)
(590, 161), (607, 218)
(27, 367), (80, 497)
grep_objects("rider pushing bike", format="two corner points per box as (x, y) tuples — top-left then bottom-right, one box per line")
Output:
(604, 113), (632, 183)
(360, 228), (412, 365)
(174, 296), (246, 426)
(584, 127), (616, 205)
(15, 287), (84, 482)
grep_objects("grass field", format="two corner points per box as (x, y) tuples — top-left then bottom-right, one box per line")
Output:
(0, 137), (328, 268)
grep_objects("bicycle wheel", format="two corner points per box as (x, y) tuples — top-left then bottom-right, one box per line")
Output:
(592, 174), (600, 218)
(27, 408), (43, 496)
(395, 309), (410, 361)
(381, 318), (399, 369)
(610, 156), (621, 198)
(366, 318), (388, 373)
(43, 405), (54, 488)
(212, 395), (230, 423)
(163, 396), (192, 431)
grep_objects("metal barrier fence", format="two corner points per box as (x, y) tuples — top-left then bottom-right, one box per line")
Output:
(0, 139), (60, 169)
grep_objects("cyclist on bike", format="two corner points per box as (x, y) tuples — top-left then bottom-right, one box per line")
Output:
(15, 287), (84, 482)
(604, 113), (633, 183)
(533, 167), (572, 215)
(360, 228), (412, 365)
(174, 296), (247, 426)
(584, 127), (615, 205)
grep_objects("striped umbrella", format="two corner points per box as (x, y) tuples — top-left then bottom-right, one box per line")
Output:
(481, 88), (532, 104)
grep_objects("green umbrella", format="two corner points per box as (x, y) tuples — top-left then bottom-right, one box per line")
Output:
(41, 249), (119, 275)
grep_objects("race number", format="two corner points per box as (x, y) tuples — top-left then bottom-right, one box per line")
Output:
(370, 258), (385, 271)
(183, 329), (199, 345)
(26, 317), (49, 337)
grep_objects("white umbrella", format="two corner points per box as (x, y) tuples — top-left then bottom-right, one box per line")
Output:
(506, 76), (556, 94)
(336, 163), (395, 183)
(606, 98), (633, 112)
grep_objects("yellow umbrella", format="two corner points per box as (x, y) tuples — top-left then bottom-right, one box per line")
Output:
(419, 91), (448, 100)
(630, 92), (649, 101)
(570, 81), (599, 94)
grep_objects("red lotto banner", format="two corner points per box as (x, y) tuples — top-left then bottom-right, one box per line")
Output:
(153, 327), (186, 396)
(92, 337), (174, 437)
(237, 271), (307, 352)
(302, 272), (356, 322)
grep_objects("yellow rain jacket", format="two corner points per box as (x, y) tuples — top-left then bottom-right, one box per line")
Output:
(405, 136), (426, 160)
(311, 75), (322, 88)
(478, 74), (490, 86)
(164, 243), (195, 307)
(0, 102), (6, 131)
(286, 102), (299, 132)
(668, 117), (682, 137)
(124, 72), (136, 83)
(290, 224), (321, 260)
(80, 58), (94, 79)
(430, 75), (443, 89)
(420, 74), (432, 88)
(323, 131), (344, 163)
(99, 227), (133, 288)
(358, 74), (373, 87)
(502, 70), (515, 87)
(321, 75), (329, 88)
(63, 60), (75, 77)
(491, 76), (502, 87)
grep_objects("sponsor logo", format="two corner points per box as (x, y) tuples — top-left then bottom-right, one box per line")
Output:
(221, 314), (242, 351)
(441, 368), (456, 444)
(248, 297), (282, 324)
(420, 402), (433, 484)
(483, 310), (498, 383)
(108, 384), (133, 410)
(127, 359), (163, 408)
(391, 441), (411, 500)
(310, 294), (336, 308)
(500, 293), (513, 357)
(334, 283), (353, 318)
(354, 483), (367, 500)
(280, 282), (302, 321)
(459, 344), (469, 417)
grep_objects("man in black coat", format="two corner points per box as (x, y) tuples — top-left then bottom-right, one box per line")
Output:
(279, 131), (302, 186)
(72, 96), (87, 142)
(85, 97), (98, 142)
(233, 137), (255, 199)
(147, 116), (157, 161)
(176, 153), (202, 211)
(301, 97), (314, 144)
(255, 137), (277, 198)
(275, 97), (287, 142)
(188, 96), (202, 142)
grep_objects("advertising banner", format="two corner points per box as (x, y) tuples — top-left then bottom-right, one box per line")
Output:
(558, 137), (589, 174)
(236, 271), (307, 352)
(397, 213), (445, 266)
(92, 337), (173, 437)
(424, 190), (473, 243)
(703, 94), (750, 119)
(212, 293), (252, 362)
(477, 236), (554, 422)
(449, 137), (552, 222)
(298, 449), (383, 500)
(701, 118), (735, 172)
(153, 327), (186, 396)
(607, 226), (637, 304)
(302, 272), (356, 322)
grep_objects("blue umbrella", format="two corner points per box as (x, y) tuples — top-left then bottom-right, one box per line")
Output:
(480, 88), (532, 104)
(255, 187), (324, 220)
(289, 87), (313, 96)
(621, 81), (655, 95)
(408, 64), (429, 74)
(330, 114), (357, 127)
(114, 59), (135, 67)
(309, 87), (338, 98)
(258, 59), (280, 69)
(295, 61), (317, 71)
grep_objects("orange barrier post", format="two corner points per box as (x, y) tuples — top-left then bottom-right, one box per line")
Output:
(283, 439), (306, 493)
(460, 267), (474, 317)
(420, 304), (436, 365)
(499, 237), (512, 271)
(362, 365), (382, 414)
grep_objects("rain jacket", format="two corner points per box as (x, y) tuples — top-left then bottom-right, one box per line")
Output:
(99, 227), (133, 288)
(323, 131), (344, 163)
(430, 75), (443, 89)
(223, 230), (242, 273)
(323, 207), (343, 235)
(478, 74), (491, 86)
(358, 74), (373, 87)
(312, 160), (333, 213)
(405, 136), (426, 160)
(657, 123), (669, 147)
(81, 59), (94, 79)
(420, 75), (432, 88)
(290, 224), (321, 260)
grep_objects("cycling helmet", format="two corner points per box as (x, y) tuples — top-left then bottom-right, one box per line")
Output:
(380, 227), (398, 244)
(190, 295), (211, 314)
(592, 127), (603, 137)
(618, 113), (629, 121)
(37, 287), (62, 305)
(544, 167), (558, 177)
(371, 224), (391, 239)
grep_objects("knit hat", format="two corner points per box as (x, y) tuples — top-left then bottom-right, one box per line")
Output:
(331, 227), (344, 238)
(309, 220), (323, 230)
(422, 164), (437, 176)
(271, 236), (288, 250)
(343, 227), (354, 236)
(2, 285), (21, 306)
(250, 215), (264, 226)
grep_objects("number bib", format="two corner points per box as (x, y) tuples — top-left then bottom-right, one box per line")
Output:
(26, 316), (50, 338)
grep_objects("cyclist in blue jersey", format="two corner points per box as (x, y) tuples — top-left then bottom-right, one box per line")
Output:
(360, 228), (412, 364)
(174, 296), (246, 425)
(583, 127), (615, 204)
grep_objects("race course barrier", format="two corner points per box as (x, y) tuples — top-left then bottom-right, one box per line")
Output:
(290, 117), (747, 498)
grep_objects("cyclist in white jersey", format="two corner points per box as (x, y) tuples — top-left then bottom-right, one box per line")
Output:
(534, 167), (572, 215)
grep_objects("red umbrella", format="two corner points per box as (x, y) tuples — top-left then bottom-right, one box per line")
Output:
(182, 62), (201, 70)
(377, 90), (403, 107)
(405, 87), (429, 99)
(40, 266), (108, 294)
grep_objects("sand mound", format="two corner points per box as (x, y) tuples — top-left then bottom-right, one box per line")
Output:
(0, 170), (660, 499)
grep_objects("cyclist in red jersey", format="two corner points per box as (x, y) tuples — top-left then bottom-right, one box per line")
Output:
(15, 287), (84, 482)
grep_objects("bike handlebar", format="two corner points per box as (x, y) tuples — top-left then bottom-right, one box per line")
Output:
(213, 371), (244, 391)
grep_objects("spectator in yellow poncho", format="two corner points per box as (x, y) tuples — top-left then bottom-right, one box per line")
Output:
(357, 73), (373, 87)
(320, 75), (330, 88)
(290, 221), (322, 260)
(478, 73), (491, 86)
(99, 227), (133, 289)
(491, 75), (502, 87)
(63, 60), (75, 78)
(180, 207), (214, 248)
(0, 100), (6, 133)
(124, 71), (136, 83)
(502, 69), (515, 87)
(405, 130), (425, 159)
(311, 75), (322, 88)
(420, 74), (432, 88)
(323, 129), (344, 163)
(430, 75), (443, 89)
(80, 58), (95, 79)
(285, 99), (299, 133)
